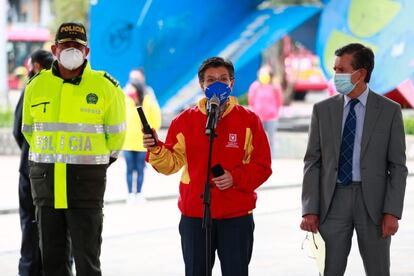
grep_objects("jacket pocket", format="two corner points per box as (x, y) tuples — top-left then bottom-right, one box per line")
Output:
(67, 165), (107, 201)
(31, 101), (50, 112)
(30, 98), (51, 120)
(29, 164), (54, 201)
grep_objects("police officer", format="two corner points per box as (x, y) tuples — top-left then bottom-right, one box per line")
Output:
(21, 22), (126, 276)
(13, 49), (54, 276)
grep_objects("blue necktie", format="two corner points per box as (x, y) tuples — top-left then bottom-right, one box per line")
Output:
(337, 99), (359, 185)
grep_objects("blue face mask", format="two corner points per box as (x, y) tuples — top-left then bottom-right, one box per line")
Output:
(205, 82), (232, 105)
(334, 71), (359, 95)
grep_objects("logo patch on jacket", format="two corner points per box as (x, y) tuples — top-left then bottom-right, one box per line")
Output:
(226, 133), (239, 148)
(86, 93), (98, 104)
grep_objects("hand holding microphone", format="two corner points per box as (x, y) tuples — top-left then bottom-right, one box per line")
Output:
(143, 131), (159, 149)
(137, 106), (158, 149)
(211, 164), (233, 190)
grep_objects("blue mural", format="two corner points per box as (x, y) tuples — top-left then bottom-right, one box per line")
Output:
(90, 0), (264, 107)
(317, 0), (414, 94)
(89, 1), (320, 111)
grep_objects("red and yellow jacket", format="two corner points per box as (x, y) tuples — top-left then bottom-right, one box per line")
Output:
(147, 96), (272, 219)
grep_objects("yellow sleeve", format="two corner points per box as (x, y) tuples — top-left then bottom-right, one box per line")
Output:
(148, 132), (186, 175)
(105, 85), (126, 152)
(22, 85), (33, 146)
(143, 95), (162, 131)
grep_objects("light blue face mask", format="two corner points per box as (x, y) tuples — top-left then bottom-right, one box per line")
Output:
(334, 71), (359, 95)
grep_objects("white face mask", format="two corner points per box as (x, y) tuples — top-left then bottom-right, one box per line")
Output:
(59, 48), (84, 70)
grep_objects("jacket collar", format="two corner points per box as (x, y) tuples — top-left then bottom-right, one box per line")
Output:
(52, 60), (89, 85)
(197, 96), (238, 118)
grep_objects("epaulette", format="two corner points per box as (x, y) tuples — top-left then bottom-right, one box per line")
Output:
(103, 72), (120, 87)
(26, 72), (41, 85)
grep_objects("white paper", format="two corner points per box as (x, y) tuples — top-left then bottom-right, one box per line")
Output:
(308, 231), (325, 275)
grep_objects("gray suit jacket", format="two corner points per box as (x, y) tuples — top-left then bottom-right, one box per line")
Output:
(302, 91), (407, 224)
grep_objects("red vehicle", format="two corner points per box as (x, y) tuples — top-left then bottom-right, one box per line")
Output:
(6, 25), (51, 89)
(284, 45), (328, 99)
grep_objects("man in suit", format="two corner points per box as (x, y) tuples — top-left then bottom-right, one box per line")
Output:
(300, 43), (407, 276)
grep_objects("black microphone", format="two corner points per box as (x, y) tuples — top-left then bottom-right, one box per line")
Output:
(205, 95), (220, 135)
(137, 106), (156, 146)
(211, 164), (224, 177)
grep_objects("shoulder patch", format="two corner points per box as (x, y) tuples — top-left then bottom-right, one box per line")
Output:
(103, 72), (119, 87)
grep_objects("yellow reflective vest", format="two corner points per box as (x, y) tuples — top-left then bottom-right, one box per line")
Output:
(22, 61), (126, 209)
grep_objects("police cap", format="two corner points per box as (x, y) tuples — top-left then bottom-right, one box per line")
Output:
(55, 22), (87, 46)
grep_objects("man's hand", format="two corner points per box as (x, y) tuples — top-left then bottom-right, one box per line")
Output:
(300, 214), (320, 233)
(142, 128), (159, 150)
(213, 169), (233, 191)
(382, 213), (399, 238)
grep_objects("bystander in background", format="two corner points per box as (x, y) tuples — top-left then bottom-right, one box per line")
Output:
(248, 65), (283, 158)
(13, 49), (54, 276)
(126, 67), (158, 102)
(122, 79), (161, 204)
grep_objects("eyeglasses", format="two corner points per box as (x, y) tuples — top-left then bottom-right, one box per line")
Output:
(204, 76), (232, 86)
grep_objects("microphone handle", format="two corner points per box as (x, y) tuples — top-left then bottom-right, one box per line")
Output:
(211, 164), (224, 177)
(205, 104), (218, 135)
(137, 107), (156, 146)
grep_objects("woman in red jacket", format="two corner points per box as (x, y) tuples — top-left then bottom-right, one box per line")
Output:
(143, 57), (272, 276)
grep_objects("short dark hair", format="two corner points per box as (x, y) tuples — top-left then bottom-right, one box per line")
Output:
(31, 49), (54, 70)
(335, 43), (374, 82)
(198, 57), (234, 82)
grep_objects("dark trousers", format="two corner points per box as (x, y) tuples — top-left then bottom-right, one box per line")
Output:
(36, 206), (103, 276)
(179, 214), (254, 276)
(18, 173), (42, 276)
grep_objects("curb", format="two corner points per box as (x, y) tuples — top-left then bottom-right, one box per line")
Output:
(0, 183), (302, 215)
(2, 173), (413, 216)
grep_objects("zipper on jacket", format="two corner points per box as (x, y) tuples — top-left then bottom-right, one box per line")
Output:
(31, 102), (50, 112)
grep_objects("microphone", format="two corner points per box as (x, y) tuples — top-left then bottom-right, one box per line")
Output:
(211, 164), (224, 177)
(205, 95), (220, 135)
(137, 106), (156, 146)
